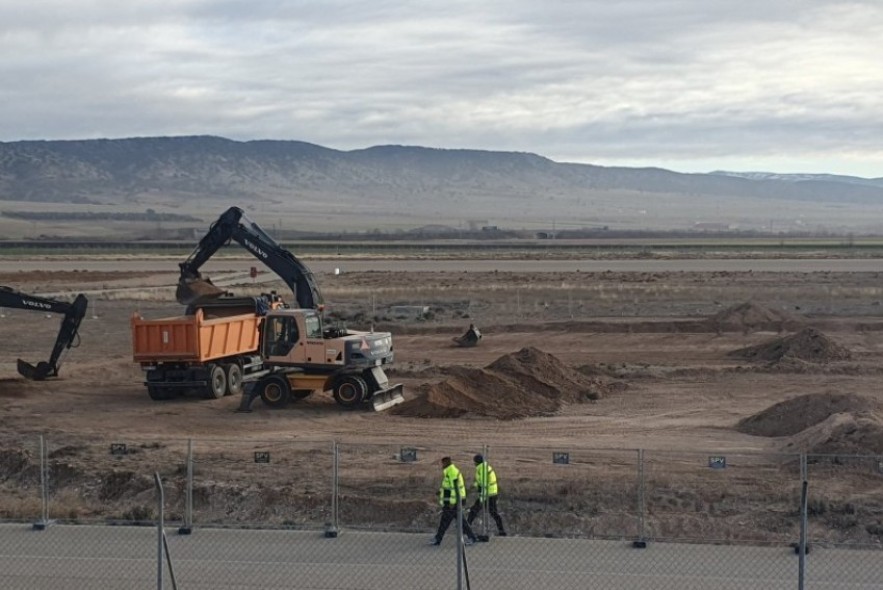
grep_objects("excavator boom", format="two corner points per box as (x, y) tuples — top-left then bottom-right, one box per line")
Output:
(177, 207), (323, 309)
(0, 287), (88, 380)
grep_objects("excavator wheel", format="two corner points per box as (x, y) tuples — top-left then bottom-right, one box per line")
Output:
(204, 363), (227, 399)
(333, 375), (368, 409)
(259, 375), (291, 409)
(224, 363), (243, 396)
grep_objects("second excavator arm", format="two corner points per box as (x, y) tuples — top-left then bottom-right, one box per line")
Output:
(176, 207), (323, 309)
(0, 286), (89, 380)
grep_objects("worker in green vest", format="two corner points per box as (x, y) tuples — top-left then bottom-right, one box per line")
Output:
(430, 456), (478, 546)
(467, 454), (507, 536)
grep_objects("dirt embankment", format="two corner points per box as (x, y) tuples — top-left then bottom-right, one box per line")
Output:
(392, 347), (624, 419)
(737, 392), (883, 455)
(729, 327), (852, 364)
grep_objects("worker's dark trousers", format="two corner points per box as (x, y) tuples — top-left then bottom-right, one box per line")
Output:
(435, 504), (476, 542)
(467, 496), (506, 534)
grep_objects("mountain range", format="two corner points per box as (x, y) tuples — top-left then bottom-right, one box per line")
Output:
(1, 136), (882, 233)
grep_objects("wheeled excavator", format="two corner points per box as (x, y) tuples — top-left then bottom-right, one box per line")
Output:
(174, 206), (405, 411)
(0, 286), (88, 380)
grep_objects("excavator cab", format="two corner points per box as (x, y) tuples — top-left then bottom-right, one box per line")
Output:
(453, 323), (482, 347)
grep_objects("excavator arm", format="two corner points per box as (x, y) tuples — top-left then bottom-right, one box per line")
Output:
(176, 207), (323, 309)
(0, 286), (88, 380)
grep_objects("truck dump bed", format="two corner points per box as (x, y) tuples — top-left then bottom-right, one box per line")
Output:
(132, 303), (265, 364)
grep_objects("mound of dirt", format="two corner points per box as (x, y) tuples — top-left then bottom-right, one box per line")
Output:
(781, 412), (883, 455)
(737, 392), (882, 438)
(729, 328), (852, 364)
(706, 301), (804, 333)
(391, 347), (619, 419)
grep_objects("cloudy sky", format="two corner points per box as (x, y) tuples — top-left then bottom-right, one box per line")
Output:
(2, 0), (882, 177)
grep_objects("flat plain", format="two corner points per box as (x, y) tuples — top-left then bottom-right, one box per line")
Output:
(1, 252), (883, 543)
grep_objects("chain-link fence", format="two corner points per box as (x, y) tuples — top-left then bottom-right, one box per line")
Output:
(2, 434), (882, 588)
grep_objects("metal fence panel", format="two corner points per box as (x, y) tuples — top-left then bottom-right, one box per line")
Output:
(191, 438), (331, 530)
(805, 454), (883, 547)
(43, 435), (187, 526)
(4, 437), (883, 588)
(643, 450), (803, 544)
(0, 435), (41, 523)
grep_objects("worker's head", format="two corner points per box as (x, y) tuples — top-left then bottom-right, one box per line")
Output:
(441, 456), (452, 468)
(473, 454), (483, 465)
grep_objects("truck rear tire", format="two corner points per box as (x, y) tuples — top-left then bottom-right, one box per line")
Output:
(225, 363), (243, 396)
(333, 375), (368, 408)
(204, 364), (227, 399)
(259, 375), (291, 408)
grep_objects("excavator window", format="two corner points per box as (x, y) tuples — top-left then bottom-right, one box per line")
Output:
(304, 313), (322, 340)
(265, 316), (298, 356)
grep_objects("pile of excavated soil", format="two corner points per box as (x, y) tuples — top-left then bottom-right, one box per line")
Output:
(737, 392), (881, 437)
(737, 392), (883, 455)
(782, 413), (883, 455)
(729, 328), (852, 364)
(391, 347), (620, 419)
(705, 301), (804, 333)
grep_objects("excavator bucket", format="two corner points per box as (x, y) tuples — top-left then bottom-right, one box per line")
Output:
(370, 383), (405, 412)
(175, 276), (227, 306)
(452, 325), (482, 348)
(17, 359), (54, 381)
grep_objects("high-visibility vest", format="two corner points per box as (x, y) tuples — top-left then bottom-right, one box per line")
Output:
(439, 464), (466, 506)
(474, 461), (498, 500)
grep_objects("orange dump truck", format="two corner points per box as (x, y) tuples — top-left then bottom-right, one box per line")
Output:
(132, 295), (282, 401)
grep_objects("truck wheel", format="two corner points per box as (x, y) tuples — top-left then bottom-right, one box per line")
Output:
(204, 364), (227, 399)
(259, 375), (291, 408)
(333, 375), (368, 408)
(225, 363), (243, 396)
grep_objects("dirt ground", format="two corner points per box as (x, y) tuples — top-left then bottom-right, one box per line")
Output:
(2, 261), (883, 542)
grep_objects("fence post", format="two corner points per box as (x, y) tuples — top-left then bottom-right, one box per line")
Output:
(633, 448), (647, 548)
(155, 472), (164, 590)
(33, 434), (50, 531)
(178, 439), (193, 535)
(456, 478), (464, 590)
(325, 440), (339, 538)
(798, 477), (808, 590)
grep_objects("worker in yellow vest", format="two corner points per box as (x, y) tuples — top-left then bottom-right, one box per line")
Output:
(467, 454), (507, 536)
(430, 456), (479, 546)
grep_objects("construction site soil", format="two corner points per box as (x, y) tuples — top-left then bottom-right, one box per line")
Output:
(2, 261), (883, 543)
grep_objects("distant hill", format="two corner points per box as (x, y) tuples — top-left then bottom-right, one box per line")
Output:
(2, 136), (883, 233)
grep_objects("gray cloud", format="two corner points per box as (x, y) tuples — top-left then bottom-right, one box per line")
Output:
(1, 0), (881, 176)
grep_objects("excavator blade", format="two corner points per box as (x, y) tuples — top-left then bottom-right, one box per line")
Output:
(175, 277), (227, 306)
(370, 383), (405, 412)
(17, 359), (53, 381)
